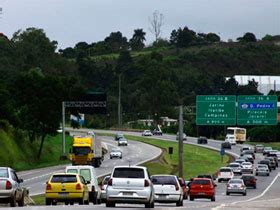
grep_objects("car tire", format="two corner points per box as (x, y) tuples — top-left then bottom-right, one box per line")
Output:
(52, 201), (57, 205)
(226, 192), (229, 196)
(84, 197), (90, 205)
(92, 193), (98, 204)
(79, 198), (84, 205)
(254, 185), (256, 189)
(120, 156), (122, 159)
(10, 195), (16, 207)
(256, 173), (258, 176)
(176, 199), (183, 206)
(243, 192), (247, 196)
(267, 173), (270, 176)
(106, 201), (115, 207)
(211, 196), (216, 201)
(218, 179), (221, 183)
(97, 198), (101, 204)
(190, 196), (194, 201)
(45, 198), (52, 206)
(18, 194), (25, 207)
(145, 201), (154, 208)
(110, 157), (112, 159)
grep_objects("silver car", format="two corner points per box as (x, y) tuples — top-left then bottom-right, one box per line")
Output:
(226, 178), (247, 196)
(110, 148), (122, 159)
(228, 162), (242, 175)
(106, 166), (154, 208)
(100, 175), (110, 203)
(0, 167), (25, 207)
(255, 164), (270, 176)
(118, 137), (128, 146)
(151, 175), (183, 206)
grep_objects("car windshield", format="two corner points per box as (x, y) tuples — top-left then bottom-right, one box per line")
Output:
(0, 169), (8, 178)
(51, 175), (77, 183)
(192, 179), (210, 185)
(265, 147), (272, 150)
(258, 165), (267, 168)
(73, 147), (91, 155)
(242, 163), (251, 166)
(111, 148), (121, 152)
(113, 168), (145, 178)
(242, 176), (254, 180)
(151, 176), (177, 185)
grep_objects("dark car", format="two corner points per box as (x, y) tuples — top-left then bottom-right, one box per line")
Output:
(266, 154), (279, 167)
(222, 142), (231, 149)
(197, 137), (208, 144)
(152, 129), (162, 135)
(264, 157), (277, 169)
(178, 177), (188, 200)
(241, 150), (255, 159)
(254, 144), (264, 153)
(258, 160), (272, 171)
(115, 133), (124, 141)
(241, 175), (257, 189)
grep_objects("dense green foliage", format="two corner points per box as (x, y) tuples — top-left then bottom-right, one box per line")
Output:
(0, 26), (279, 158)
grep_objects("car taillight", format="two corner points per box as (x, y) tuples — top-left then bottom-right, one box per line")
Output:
(108, 178), (113, 186)
(175, 184), (179, 191)
(144, 179), (149, 187)
(46, 183), (51, 191)
(218, 172), (221, 176)
(6, 181), (12, 190)
(241, 184), (245, 188)
(76, 183), (82, 190)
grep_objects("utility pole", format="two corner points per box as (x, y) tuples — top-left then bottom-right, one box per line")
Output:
(60, 101), (67, 160)
(178, 105), (184, 177)
(118, 74), (121, 128)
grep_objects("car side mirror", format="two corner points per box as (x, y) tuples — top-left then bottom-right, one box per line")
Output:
(86, 181), (91, 184)
(18, 179), (24, 183)
(214, 184), (217, 187)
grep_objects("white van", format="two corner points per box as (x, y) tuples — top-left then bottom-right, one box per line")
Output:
(65, 165), (101, 204)
(225, 134), (236, 145)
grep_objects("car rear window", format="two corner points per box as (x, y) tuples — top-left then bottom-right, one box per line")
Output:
(242, 176), (253, 180)
(229, 179), (242, 184)
(67, 169), (78, 174)
(229, 164), (239, 167)
(0, 169), (8, 178)
(51, 175), (77, 183)
(220, 168), (231, 172)
(113, 168), (144, 178)
(192, 179), (210, 185)
(151, 176), (177, 185)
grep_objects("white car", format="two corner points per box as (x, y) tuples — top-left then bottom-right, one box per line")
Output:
(255, 164), (270, 176)
(217, 167), (234, 182)
(142, 130), (152, 136)
(110, 148), (122, 159)
(65, 165), (101, 204)
(106, 166), (155, 208)
(118, 137), (128, 146)
(176, 132), (187, 141)
(226, 178), (247, 196)
(0, 167), (25, 207)
(225, 135), (236, 145)
(228, 162), (242, 175)
(241, 162), (253, 174)
(151, 175), (183, 206)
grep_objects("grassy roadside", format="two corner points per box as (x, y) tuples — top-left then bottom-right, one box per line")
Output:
(0, 129), (71, 171)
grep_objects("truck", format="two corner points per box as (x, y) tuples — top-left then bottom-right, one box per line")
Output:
(225, 127), (246, 144)
(69, 132), (104, 167)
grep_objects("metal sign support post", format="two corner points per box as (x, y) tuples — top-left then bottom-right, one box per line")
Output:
(178, 105), (184, 178)
(60, 102), (67, 160)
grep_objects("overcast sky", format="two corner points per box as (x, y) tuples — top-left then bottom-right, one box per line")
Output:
(1, 0), (279, 49)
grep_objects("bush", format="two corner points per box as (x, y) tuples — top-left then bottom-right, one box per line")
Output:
(247, 126), (280, 142)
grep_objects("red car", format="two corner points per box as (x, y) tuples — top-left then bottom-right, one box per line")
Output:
(189, 178), (216, 201)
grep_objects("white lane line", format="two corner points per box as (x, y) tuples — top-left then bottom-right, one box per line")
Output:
(24, 170), (63, 182)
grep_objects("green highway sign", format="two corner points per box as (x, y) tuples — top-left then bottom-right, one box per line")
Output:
(237, 95), (278, 125)
(196, 95), (236, 125)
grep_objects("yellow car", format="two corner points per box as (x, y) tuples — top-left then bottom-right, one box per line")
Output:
(45, 173), (89, 205)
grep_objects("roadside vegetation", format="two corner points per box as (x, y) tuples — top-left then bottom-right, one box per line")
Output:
(0, 129), (71, 171)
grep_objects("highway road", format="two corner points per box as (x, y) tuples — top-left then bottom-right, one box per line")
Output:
(2, 129), (279, 209)
(17, 136), (161, 196)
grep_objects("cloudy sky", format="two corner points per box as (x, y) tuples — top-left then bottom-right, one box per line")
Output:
(1, 0), (279, 49)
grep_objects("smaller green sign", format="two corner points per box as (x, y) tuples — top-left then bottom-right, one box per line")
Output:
(196, 95), (236, 125)
(237, 95), (278, 125)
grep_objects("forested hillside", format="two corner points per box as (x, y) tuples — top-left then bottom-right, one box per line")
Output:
(0, 27), (279, 158)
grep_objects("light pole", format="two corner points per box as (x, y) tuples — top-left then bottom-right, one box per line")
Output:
(118, 74), (121, 128)
(178, 105), (184, 178)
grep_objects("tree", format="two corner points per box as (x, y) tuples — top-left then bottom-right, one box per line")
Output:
(104, 31), (128, 53)
(206, 33), (221, 43)
(14, 68), (84, 158)
(262, 34), (273, 41)
(149, 10), (164, 42)
(174, 27), (197, 47)
(12, 28), (58, 71)
(129, 29), (146, 51)
(237, 32), (257, 42)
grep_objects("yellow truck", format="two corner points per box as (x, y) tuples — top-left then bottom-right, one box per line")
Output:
(69, 132), (104, 167)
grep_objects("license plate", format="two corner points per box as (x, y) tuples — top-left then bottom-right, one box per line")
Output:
(123, 192), (133, 196)
(59, 192), (69, 196)
(197, 192), (205, 195)
(159, 194), (167, 198)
